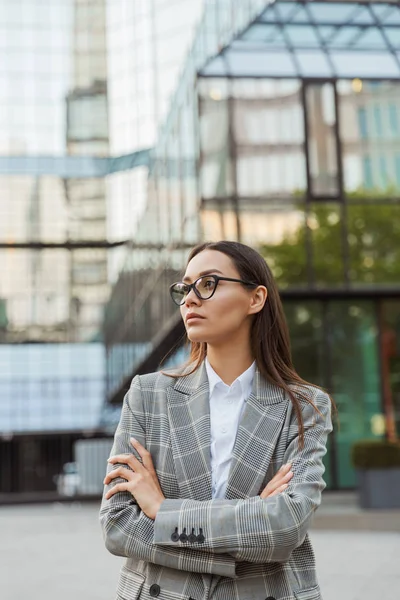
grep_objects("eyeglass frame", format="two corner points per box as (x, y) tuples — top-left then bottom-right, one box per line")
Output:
(169, 274), (259, 306)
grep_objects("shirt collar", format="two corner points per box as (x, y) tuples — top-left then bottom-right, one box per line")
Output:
(205, 357), (256, 398)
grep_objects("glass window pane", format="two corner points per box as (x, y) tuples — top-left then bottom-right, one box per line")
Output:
(306, 84), (339, 197)
(200, 56), (228, 77)
(225, 49), (297, 77)
(295, 50), (333, 77)
(284, 24), (320, 46)
(351, 6), (375, 25)
(352, 27), (388, 50)
(328, 26), (365, 48)
(372, 4), (400, 25)
(347, 204), (400, 285)
(258, 204), (308, 288)
(330, 51), (400, 78)
(327, 300), (381, 488)
(308, 3), (359, 23)
(384, 27), (400, 49)
(241, 24), (285, 44)
(274, 3), (310, 23)
(338, 80), (400, 195)
(309, 203), (344, 285)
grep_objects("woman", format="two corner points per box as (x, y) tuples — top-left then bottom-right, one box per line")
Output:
(100, 241), (333, 600)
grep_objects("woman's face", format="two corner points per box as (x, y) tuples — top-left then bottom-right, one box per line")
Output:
(180, 249), (263, 345)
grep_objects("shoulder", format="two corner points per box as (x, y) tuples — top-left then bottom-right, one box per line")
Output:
(130, 369), (180, 394)
(288, 383), (332, 424)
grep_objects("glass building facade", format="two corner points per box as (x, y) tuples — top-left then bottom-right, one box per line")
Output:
(1, 0), (400, 494)
(104, 0), (400, 490)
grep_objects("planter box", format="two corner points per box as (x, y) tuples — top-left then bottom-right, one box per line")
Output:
(356, 468), (400, 509)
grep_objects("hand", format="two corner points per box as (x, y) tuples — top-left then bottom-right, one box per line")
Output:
(104, 437), (166, 520)
(259, 463), (293, 499)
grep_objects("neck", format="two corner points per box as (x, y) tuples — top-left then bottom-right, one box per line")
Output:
(206, 343), (254, 386)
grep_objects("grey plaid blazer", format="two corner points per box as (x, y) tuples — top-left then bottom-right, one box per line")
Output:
(100, 362), (333, 600)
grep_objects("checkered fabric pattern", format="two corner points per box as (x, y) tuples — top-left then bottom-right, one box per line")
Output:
(100, 362), (332, 600)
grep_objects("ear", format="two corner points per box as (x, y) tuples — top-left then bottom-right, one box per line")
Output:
(248, 285), (267, 315)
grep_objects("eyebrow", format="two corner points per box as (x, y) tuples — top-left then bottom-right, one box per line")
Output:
(182, 269), (223, 283)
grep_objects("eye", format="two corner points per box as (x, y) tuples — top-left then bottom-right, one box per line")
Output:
(199, 276), (216, 291)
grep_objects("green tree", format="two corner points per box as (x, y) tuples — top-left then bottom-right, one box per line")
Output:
(259, 198), (400, 287)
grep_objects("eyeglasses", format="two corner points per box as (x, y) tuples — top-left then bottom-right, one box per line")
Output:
(169, 274), (258, 306)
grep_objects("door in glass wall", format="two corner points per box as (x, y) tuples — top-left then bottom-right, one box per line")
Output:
(327, 300), (382, 488)
(380, 300), (400, 439)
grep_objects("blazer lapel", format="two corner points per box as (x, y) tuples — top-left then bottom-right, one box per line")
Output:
(224, 367), (289, 500)
(166, 362), (213, 500)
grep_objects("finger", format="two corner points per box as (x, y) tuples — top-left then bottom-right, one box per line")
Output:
(130, 438), (156, 474)
(104, 482), (131, 500)
(260, 470), (293, 498)
(268, 469), (294, 491)
(108, 453), (143, 473)
(103, 466), (133, 485)
(268, 483), (289, 498)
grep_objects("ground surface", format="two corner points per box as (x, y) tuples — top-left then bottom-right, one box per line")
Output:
(2, 497), (400, 600)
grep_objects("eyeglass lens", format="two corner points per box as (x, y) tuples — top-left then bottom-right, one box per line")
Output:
(171, 276), (217, 305)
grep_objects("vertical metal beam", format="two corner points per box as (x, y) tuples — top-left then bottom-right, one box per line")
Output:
(333, 81), (350, 288)
(227, 80), (241, 243)
(301, 81), (315, 288)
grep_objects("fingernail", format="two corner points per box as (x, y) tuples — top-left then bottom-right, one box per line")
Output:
(130, 437), (137, 443)
(282, 484), (288, 489)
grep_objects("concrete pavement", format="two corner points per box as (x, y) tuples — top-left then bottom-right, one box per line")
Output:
(1, 499), (399, 600)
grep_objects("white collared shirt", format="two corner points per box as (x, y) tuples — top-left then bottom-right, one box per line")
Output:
(205, 357), (256, 499)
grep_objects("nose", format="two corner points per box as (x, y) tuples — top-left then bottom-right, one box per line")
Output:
(184, 286), (201, 307)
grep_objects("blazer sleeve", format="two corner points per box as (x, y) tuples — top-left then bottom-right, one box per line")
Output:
(99, 375), (237, 578)
(153, 389), (333, 564)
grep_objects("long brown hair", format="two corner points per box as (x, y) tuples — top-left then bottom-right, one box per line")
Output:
(164, 240), (334, 447)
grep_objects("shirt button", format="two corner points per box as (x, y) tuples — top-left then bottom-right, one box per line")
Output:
(221, 427), (227, 433)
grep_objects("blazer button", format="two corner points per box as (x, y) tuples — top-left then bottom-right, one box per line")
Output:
(171, 527), (180, 542)
(188, 528), (197, 543)
(265, 597), (276, 600)
(196, 528), (205, 543)
(149, 583), (161, 597)
(179, 528), (188, 542)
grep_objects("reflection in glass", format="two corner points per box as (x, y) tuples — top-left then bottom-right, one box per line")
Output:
(233, 79), (306, 199)
(327, 301), (381, 487)
(309, 203), (344, 285)
(283, 300), (331, 486)
(338, 80), (400, 195)
(347, 204), (400, 285)
(306, 83), (339, 197)
(381, 301), (400, 438)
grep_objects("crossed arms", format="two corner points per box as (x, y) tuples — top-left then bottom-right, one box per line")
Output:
(99, 376), (332, 578)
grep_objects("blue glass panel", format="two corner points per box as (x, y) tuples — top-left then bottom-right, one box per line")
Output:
(389, 104), (399, 134)
(350, 6), (375, 25)
(318, 25), (340, 42)
(200, 56), (229, 77)
(284, 24), (320, 47)
(395, 154), (400, 186)
(383, 27), (400, 49)
(258, 5), (280, 24)
(225, 48), (297, 77)
(295, 50), (333, 77)
(352, 27), (388, 50)
(374, 5), (400, 25)
(363, 156), (373, 189)
(371, 4), (393, 21)
(374, 105), (383, 137)
(357, 107), (368, 139)
(308, 3), (359, 24)
(330, 50), (400, 78)
(327, 26), (362, 48)
(241, 23), (286, 44)
(275, 3), (310, 23)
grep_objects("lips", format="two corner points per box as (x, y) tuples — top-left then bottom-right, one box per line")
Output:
(186, 313), (205, 323)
